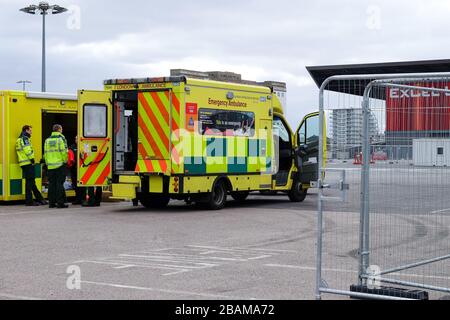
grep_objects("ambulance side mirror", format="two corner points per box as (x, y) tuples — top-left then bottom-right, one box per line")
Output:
(297, 145), (308, 157)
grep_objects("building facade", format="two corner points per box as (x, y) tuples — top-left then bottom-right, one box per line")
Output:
(330, 108), (380, 159)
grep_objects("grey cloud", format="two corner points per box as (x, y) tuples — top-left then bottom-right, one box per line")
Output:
(2, 0), (450, 126)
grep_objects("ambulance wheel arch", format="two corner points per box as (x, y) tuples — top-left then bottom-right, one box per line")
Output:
(201, 176), (231, 210)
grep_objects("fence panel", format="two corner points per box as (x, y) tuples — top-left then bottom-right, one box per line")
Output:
(361, 78), (450, 300)
(316, 79), (366, 299)
(317, 74), (450, 300)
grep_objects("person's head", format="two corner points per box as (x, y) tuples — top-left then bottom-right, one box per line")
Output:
(22, 125), (32, 136)
(53, 124), (63, 133)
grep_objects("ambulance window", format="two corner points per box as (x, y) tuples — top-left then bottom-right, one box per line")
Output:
(273, 117), (290, 144)
(84, 104), (107, 138)
(305, 115), (319, 145)
(199, 109), (255, 137)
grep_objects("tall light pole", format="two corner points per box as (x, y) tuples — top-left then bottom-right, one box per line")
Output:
(17, 80), (32, 91)
(20, 2), (67, 92)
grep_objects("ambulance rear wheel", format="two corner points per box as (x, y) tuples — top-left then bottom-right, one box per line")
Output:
(231, 192), (249, 202)
(207, 180), (228, 210)
(140, 194), (170, 209)
(288, 180), (307, 202)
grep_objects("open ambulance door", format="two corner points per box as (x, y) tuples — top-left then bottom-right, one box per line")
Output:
(77, 90), (113, 187)
(295, 112), (322, 186)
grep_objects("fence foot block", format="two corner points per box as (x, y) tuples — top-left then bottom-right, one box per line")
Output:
(350, 285), (429, 300)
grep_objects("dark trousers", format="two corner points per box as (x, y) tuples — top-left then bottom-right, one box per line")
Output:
(87, 187), (103, 205)
(22, 164), (44, 205)
(48, 166), (66, 206)
(71, 168), (86, 203)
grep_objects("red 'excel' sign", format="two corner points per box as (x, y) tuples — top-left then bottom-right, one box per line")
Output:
(386, 82), (450, 132)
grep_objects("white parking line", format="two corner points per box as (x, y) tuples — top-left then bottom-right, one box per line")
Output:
(113, 265), (136, 270)
(0, 292), (42, 300)
(188, 245), (296, 254)
(120, 253), (246, 262)
(431, 208), (450, 214)
(81, 280), (255, 300)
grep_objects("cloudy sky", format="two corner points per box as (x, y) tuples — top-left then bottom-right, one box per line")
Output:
(1, 0), (450, 127)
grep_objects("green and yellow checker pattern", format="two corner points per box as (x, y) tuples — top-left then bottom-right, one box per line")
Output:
(183, 136), (272, 175)
(8, 164), (42, 196)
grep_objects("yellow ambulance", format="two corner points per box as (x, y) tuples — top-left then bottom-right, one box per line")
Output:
(77, 72), (322, 210)
(0, 91), (78, 202)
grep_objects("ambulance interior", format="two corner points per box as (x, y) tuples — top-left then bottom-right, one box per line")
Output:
(112, 91), (139, 173)
(41, 112), (78, 191)
(273, 116), (293, 186)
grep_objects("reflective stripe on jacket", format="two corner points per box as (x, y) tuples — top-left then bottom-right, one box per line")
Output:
(44, 132), (68, 170)
(16, 134), (35, 167)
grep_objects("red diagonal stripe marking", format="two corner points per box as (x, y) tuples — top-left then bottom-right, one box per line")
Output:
(138, 142), (149, 159)
(95, 162), (111, 185)
(138, 114), (163, 158)
(139, 93), (169, 154)
(81, 152), (106, 185)
(165, 91), (180, 134)
(159, 160), (168, 174)
(171, 91), (181, 114)
(149, 91), (169, 125)
(172, 145), (180, 165)
(146, 160), (154, 172)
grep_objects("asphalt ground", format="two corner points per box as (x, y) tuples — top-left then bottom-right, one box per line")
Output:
(0, 193), (321, 300)
(0, 163), (449, 300)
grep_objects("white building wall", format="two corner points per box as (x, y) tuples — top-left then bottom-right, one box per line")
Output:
(413, 139), (450, 167)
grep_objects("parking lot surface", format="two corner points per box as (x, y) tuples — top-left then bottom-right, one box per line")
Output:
(0, 193), (320, 300)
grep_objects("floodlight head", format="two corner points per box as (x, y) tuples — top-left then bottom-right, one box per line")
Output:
(19, 5), (38, 14)
(38, 2), (50, 11)
(51, 5), (68, 14)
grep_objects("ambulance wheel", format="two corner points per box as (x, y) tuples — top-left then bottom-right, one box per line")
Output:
(288, 180), (307, 202)
(140, 194), (170, 209)
(207, 180), (228, 210)
(231, 192), (249, 202)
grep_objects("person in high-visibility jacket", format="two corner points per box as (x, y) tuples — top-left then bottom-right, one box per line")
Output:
(15, 125), (47, 206)
(44, 124), (69, 209)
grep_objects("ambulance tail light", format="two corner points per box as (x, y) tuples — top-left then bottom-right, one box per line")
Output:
(173, 177), (180, 193)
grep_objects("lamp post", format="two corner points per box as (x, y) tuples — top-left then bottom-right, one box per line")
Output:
(17, 80), (32, 91)
(20, 2), (67, 92)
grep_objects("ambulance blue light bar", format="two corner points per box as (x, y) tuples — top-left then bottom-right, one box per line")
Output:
(104, 76), (185, 85)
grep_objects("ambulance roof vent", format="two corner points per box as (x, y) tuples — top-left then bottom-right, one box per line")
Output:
(26, 92), (77, 101)
(104, 76), (186, 85)
(170, 69), (286, 92)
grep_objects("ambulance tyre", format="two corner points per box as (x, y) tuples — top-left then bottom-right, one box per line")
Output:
(231, 192), (249, 202)
(207, 180), (228, 210)
(140, 194), (170, 209)
(288, 180), (307, 202)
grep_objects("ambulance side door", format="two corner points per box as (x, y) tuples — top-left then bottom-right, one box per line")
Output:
(77, 90), (113, 187)
(295, 112), (320, 185)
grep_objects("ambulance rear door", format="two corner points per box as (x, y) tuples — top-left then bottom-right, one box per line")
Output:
(77, 90), (113, 187)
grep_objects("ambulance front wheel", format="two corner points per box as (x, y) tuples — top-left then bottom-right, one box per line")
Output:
(140, 194), (170, 209)
(288, 180), (307, 202)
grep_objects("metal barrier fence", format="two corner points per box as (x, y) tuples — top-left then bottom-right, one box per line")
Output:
(316, 73), (450, 300)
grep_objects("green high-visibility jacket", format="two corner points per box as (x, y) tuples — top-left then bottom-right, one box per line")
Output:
(16, 134), (35, 167)
(44, 132), (68, 170)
